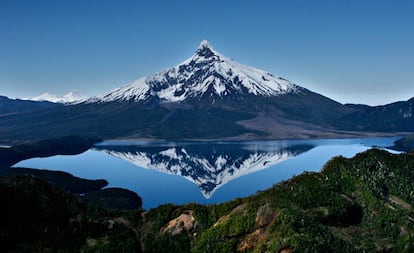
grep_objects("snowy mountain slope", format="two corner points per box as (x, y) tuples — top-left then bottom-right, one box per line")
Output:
(2, 41), (412, 143)
(31, 91), (85, 103)
(92, 40), (301, 103)
(96, 143), (313, 198)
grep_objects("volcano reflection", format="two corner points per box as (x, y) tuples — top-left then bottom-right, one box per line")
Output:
(94, 142), (314, 198)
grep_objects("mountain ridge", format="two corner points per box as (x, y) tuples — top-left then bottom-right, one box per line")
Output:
(0, 41), (412, 143)
(0, 95), (61, 116)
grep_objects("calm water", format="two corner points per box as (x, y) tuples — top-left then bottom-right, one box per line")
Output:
(15, 137), (399, 209)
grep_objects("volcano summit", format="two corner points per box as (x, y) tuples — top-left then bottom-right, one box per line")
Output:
(92, 40), (301, 104)
(1, 41), (413, 143)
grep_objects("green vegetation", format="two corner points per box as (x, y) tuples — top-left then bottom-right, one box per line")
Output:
(0, 175), (142, 253)
(82, 187), (143, 210)
(139, 149), (414, 252)
(2, 149), (414, 252)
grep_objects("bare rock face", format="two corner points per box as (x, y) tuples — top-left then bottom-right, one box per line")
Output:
(161, 211), (197, 236)
(255, 203), (276, 227)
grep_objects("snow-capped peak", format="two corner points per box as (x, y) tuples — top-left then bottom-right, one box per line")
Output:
(92, 41), (300, 103)
(62, 91), (85, 103)
(199, 39), (211, 49)
(31, 90), (86, 103)
(194, 39), (218, 59)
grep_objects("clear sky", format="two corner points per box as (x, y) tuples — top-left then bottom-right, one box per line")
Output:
(1, 0), (413, 105)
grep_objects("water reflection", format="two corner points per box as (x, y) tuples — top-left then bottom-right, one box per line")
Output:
(94, 143), (314, 198)
(15, 137), (401, 208)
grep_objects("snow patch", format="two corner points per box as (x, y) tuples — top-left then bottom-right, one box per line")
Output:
(31, 90), (86, 103)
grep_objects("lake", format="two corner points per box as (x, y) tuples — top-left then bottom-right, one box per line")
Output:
(14, 137), (400, 209)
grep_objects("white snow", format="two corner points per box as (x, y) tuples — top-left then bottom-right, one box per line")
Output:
(101, 146), (297, 198)
(90, 40), (299, 103)
(199, 39), (211, 48)
(31, 93), (60, 102)
(215, 155), (227, 170)
(30, 90), (86, 103)
(160, 148), (181, 159)
(100, 77), (149, 102)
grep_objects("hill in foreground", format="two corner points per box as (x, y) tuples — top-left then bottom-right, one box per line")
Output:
(1, 149), (414, 252)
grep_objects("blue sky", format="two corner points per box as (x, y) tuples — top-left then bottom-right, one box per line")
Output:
(1, 0), (413, 105)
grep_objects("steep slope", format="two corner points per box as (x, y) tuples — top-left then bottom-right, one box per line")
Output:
(90, 40), (349, 129)
(3, 148), (414, 252)
(93, 40), (300, 104)
(82, 41), (351, 137)
(0, 41), (412, 143)
(0, 40), (334, 142)
(140, 149), (414, 252)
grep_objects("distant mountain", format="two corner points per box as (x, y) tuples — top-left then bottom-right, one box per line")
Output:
(31, 90), (85, 103)
(81, 41), (352, 138)
(0, 95), (61, 116)
(88, 41), (347, 126)
(95, 143), (314, 198)
(339, 97), (414, 132)
(0, 41), (412, 143)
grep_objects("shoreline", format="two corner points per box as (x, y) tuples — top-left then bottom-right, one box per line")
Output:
(95, 132), (409, 145)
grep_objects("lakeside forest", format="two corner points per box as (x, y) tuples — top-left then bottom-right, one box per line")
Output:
(0, 136), (414, 252)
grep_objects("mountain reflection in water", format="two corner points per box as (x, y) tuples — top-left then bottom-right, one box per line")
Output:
(94, 143), (314, 198)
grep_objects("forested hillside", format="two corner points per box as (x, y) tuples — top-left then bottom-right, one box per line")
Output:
(1, 149), (414, 252)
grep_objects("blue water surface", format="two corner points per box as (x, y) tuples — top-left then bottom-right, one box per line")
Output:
(15, 137), (399, 209)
